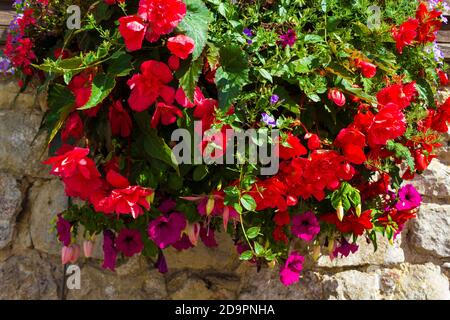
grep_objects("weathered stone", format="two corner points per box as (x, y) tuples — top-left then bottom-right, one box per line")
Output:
(0, 80), (41, 111)
(0, 172), (23, 249)
(0, 250), (60, 299)
(410, 159), (450, 203)
(0, 109), (48, 177)
(29, 179), (68, 255)
(165, 231), (240, 271)
(317, 236), (404, 268)
(323, 270), (381, 300)
(66, 263), (167, 300)
(168, 271), (240, 300)
(409, 204), (450, 259)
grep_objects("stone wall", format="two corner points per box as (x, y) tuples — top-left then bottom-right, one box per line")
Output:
(0, 79), (449, 300)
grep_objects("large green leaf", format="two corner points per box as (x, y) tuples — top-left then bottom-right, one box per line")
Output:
(178, 58), (203, 102)
(46, 84), (75, 144)
(77, 74), (116, 110)
(107, 51), (133, 77)
(215, 44), (249, 110)
(143, 129), (180, 175)
(177, 0), (211, 60)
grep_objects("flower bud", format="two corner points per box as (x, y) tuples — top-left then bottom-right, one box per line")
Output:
(312, 245), (321, 261)
(328, 88), (346, 107)
(355, 204), (362, 217)
(336, 201), (344, 221)
(186, 222), (201, 246)
(206, 196), (215, 216)
(83, 240), (94, 258)
(70, 244), (80, 263)
(61, 246), (73, 265)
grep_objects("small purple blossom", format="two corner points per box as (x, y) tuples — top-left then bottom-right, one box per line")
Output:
(261, 112), (277, 127)
(279, 251), (304, 286)
(291, 211), (320, 241)
(270, 94), (279, 104)
(279, 29), (297, 48)
(395, 184), (422, 211)
(333, 238), (359, 258)
(0, 58), (11, 75)
(243, 28), (253, 45)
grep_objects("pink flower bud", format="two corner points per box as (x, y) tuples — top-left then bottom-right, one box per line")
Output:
(328, 89), (346, 107)
(61, 246), (73, 265)
(186, 222), (201, 246)
(70, 244), (80, 263)
(83, 240), (94, 258)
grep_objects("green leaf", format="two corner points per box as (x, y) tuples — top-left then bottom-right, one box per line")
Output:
(386, 140), (415, 171)
(143, 129), (180, 174)
(240, 194), (256, 211)
(46, 84), (75, 144)
(416, 78), (436, 109)
(107, 51), (133, 77)
(177, 0), (211, 60)
(77, 74), (116, 110)
(254, 242), (264, 256)
(193, 165), (209, 181)
(258, 68), (273, 83)
(239, 250), (254, 261)
(178, 58), (203, 102)
(215, 44), (249, 110)
(246, 227), (260, 239)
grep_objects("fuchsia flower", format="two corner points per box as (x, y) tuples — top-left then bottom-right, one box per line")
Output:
(333, 238), (359, 258)
(155, 252), (168, 274)
(200, 226), (218, 248)
(291, 211), (320, 241)
(102, 230), (118, 271)
(56, 214), (71, 246)
(148, 212), (187, 249)
(279, 251), (304, 286)
(116, 228), (144, 257)
(395, 184), (422, 211)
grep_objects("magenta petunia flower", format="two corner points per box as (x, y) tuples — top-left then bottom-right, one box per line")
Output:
(102, 230), (118, 271)
(116, 228), (144, 257)
(148, 212), (186, 249)
(56, 214), (72, 246)
(279, 251), (304, 286)
(200, 226), (218, 248)
(291, 211), (320, 241)
(172, 234), (194, 251)
(395, 184), (422, 211)
(279, 29), (296, 47)
(333, 238), (359, 258)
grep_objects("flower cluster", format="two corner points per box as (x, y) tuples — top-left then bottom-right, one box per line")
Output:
(4, 0), (449, 287)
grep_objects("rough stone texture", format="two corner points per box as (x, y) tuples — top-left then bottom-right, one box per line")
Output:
(0, 250), (61, 300)
(410, 204), (450, 259)
(29, 179), (68, 255)
(0, 172), (23, 249)
(0, 79), (449, 300)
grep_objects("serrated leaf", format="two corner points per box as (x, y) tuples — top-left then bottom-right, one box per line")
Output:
(77, 74), (116, 110)
(178, 58), (203, 102)
(177, 0), (211, 60)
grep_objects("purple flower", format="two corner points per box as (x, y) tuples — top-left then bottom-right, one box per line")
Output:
(395, 184), (422, 211)
(56, 214), (71, 246)
(291, 211), (320, 241)
(261, 112), (277, 128)
(172, 234), (194, 251)
(200, 226), (218, 248)
(158, 198), (177, 214)
(333, 238), (359, 258)
(243, 28), (253, 37)
(148, 212), (187, 249)
(0, 58), (11, 75)
(270, 94), (279, 104)
(279, 29), (297, 48)
(116, 228), (144, 257)
(279, 251), (304, 286)
(102, 230), (118, 271)
(155, 251), (168, 274)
